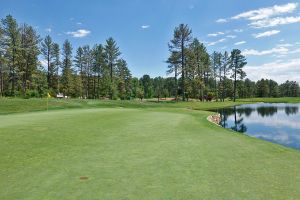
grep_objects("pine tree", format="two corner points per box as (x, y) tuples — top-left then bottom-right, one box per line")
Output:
(52, 43), (60, 93)
(61, 40), (73, 96)
(92, 44), (105, 99)
(168, 24), (192, 101)
(41, 35), (54, 89)
(74, 46), (84, 97)
(116, 59), (132, 100)
(19, 24), (40, 96)
(2, 15), (21, 96)
(221, 51), (230, 101)
(0, 23), (6, 96)
(166, 51), (180, 100)
(188, 39), (210, 100)
(104, 37), (121, 99)
(230, 49), (247, 102)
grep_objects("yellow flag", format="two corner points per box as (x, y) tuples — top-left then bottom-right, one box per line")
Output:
(47, 93), (51, 98)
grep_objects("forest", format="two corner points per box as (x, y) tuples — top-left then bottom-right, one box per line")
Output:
(0, 15), (299, 101)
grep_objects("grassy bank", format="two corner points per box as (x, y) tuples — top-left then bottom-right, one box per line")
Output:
(0, 98), (300, 199)
(0, 98), (245, 115)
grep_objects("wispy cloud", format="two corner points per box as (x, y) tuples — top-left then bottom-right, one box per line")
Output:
(235, 41), (246, 45)
(250, 16), (300, 28)
(233, 29), (243, 33)
(141, 25), (150, 29)
(232, 3), (298, 21)
(242, 47), (288, 56)
(66, 29), (91, 38)
(216, 18), (228, 23)
(207, 38), (226, 46)
(207, 32), (224, 37)
(253, 30), (280, 38)
(77, 22), (82, 25)
(245, 59), (300, 82)
(227, 35), (237, 39)
(45, 28), (51, 33)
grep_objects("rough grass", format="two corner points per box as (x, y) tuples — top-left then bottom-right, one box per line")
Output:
(0, 98), (300, 199)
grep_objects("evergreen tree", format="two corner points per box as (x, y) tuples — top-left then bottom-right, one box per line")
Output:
(41, 35), (55, 89)
(19, 24), (40, 96)
(2, 15), (21, 96)
(153, 76), (164, 102)
(168, 24), (192, 101)
(166, 51), (180, 100)
(221, 51), (230, 101)
(230, 49), (247, 102)
(140, 74), (153, 98)
(104, 37), (121, 99)
(0, 23), (6, 96)
(92, 44), (105, 98)
(61, 40), (73, 96)
(52, 43), (60, 93)
(116, 59), (132, 100)
(74, 46), (84, 97)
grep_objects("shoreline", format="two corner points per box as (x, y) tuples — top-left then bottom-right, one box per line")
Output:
(207, 114), (221, 126)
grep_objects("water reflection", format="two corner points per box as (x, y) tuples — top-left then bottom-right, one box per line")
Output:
(215, 103), (300, 150)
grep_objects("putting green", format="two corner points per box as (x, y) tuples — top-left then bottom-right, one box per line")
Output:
(0, 108), (300, 199)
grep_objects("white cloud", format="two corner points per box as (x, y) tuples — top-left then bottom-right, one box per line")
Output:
(250, 16), (300, 28)
(40, 59), (47, 67)
(234, 29), (244, 33)
(77, 22), (82, 25)
(235, 41), (246, 45)
(66, 29), (91, 38)
(207, 32), (224, 37)
(277, 43), (294, 47)
(242, 47), (289, 56)
(141, 25), (150, 29)
(45, 28), (51, 33)
(207, 38), (226, 46)
(227, 35), (237, 39)
(232, 3), (298, 21)
(253, 30), (280, 38)
(245, 59), (300, 83)
(216, 18), (228, 23)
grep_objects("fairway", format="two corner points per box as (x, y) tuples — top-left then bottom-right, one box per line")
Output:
(1, 107), (300, 199)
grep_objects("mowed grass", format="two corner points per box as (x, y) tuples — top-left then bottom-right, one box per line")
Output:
(1, 99), (300, 199)
(0, 98), (245, 114)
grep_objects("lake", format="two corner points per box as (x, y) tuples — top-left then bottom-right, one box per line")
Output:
(213, 103), (300, 150)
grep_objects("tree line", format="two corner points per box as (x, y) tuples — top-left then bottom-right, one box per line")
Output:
(0, 16), (299, 100)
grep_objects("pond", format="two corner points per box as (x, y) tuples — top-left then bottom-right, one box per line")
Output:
(213, 103), (300, 150)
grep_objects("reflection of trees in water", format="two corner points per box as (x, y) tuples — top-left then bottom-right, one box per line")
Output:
(217, 104), (300, 134)
(256, 106), (277, 117)
(231, 106), (247, 133)
(218, 107), (247, 133)
(285, 106), (299, 116)
(219, 108), (235, 128)
(236, 107), (254, 117)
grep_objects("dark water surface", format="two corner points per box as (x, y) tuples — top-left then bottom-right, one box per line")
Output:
(213, 103), (300, 150)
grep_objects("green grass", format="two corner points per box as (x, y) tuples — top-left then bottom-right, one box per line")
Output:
(239, 97), (300, 103)
(1, 98), (300, 199)
(0, 98), (245, 114)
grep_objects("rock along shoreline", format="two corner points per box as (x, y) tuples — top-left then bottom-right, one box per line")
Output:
(207, 114), (221, 126)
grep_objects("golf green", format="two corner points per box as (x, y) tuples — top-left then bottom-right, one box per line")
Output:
(1, 108), (300, 199)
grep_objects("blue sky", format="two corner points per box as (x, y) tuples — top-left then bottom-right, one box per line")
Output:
(1, 0), (300, 82)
